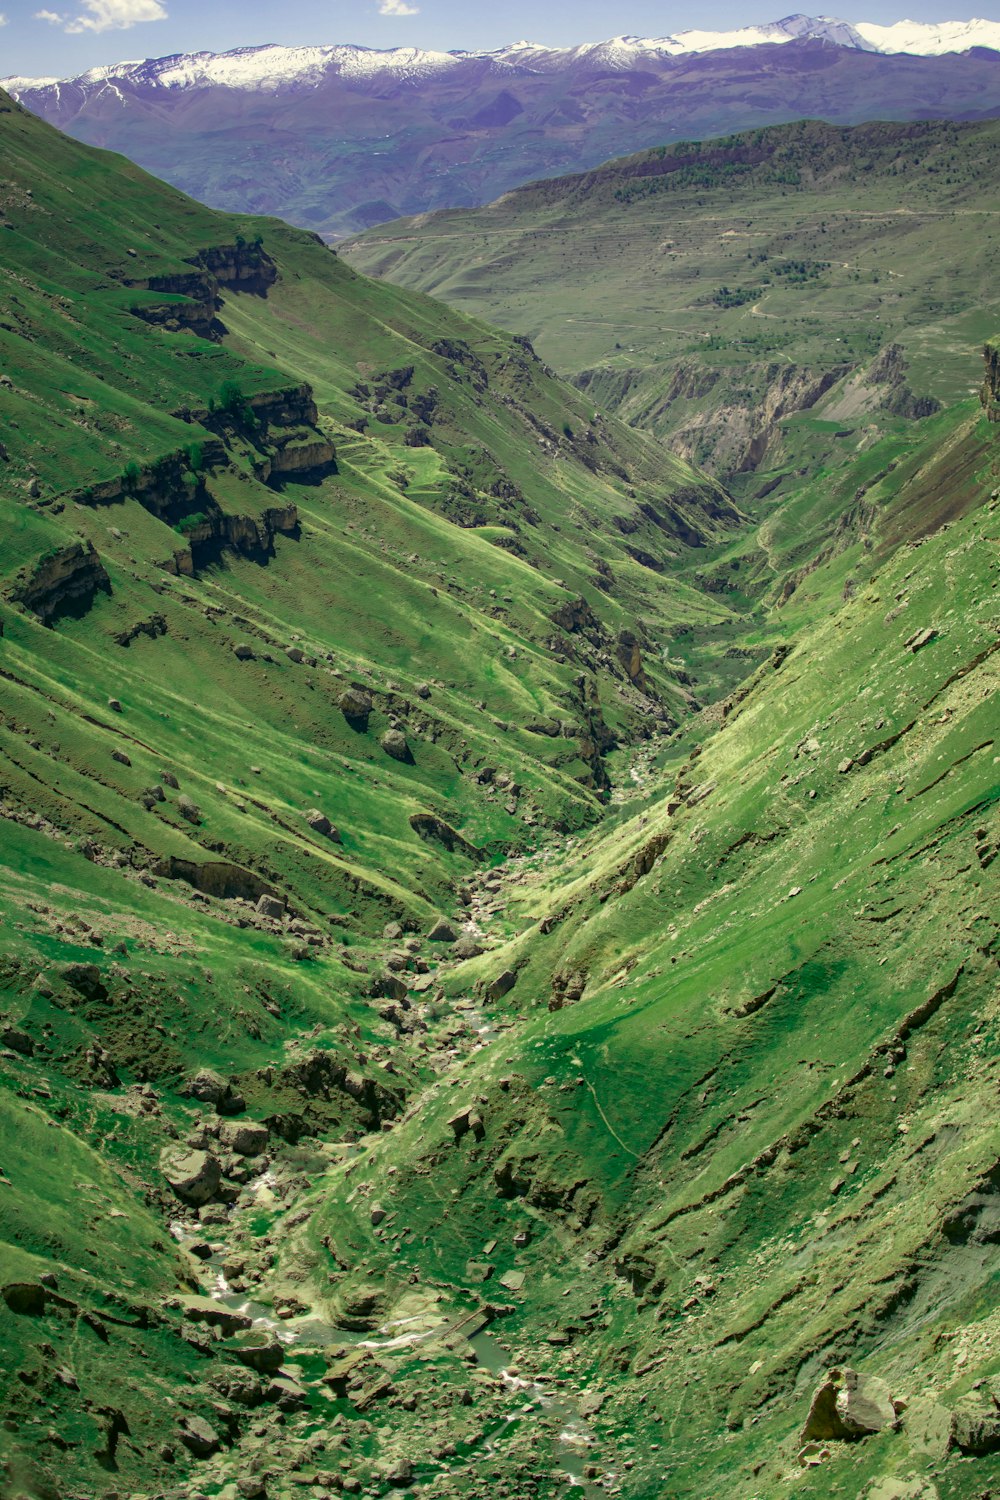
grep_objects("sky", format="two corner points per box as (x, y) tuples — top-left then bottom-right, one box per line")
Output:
(0, 0), (991, 78)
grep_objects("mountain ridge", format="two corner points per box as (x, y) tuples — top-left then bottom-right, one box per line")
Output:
(6, 13), (1000, 96)
(7, 26), (1000, 240)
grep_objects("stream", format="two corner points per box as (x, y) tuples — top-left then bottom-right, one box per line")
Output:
(167, 852), (614, 1497)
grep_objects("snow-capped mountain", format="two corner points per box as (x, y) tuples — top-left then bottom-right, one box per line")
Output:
(5, 16), (1000, 98)
(3, 15), (999, 240)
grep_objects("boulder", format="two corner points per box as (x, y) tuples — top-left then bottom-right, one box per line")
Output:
(224, 1330), (286, 1373)
(183, 1067), (227, 1104)
(448, 1106), (485, 1142)
(950, 1402), (1000, 1454)
(380, 1456), (414, 1487)
(177, 1414), (221, 1458)
(485, 969), (517, 1001)
(427, 916), (457, 942)
(256, 893), (284, 920)
(452, 932), (483, 960)
(339, 687), (373, 725)
(232, 642), (255, 661)
(180, 1295), (252, 1337)
(177, 794), (201, 824)
(306, 808), (341, 841)
(219, 1119), (269, 1157)
(802, 1366), (897, 1442)
(1, 1026), (33, 1056)
(160, 1146), (222, 1206)
(380, 729), (413, 763)
(61, 962), (104, 998)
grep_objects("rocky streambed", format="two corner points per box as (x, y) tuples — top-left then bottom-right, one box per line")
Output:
(153, 839), (625, 1499)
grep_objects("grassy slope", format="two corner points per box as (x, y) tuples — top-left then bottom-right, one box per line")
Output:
(302, 393), (1000, 1497)
(0, 88), (746, 1495)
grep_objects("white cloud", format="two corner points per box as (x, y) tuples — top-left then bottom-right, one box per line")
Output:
(37, 0), (167, 32)
(0, 14), (7, 25)
(378, 0), (419, 15)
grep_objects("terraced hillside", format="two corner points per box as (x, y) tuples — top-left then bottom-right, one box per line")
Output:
(345, 119), (1000, 483)
(0, 87), (998, 1500)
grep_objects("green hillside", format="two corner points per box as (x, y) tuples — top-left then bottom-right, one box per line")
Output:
(344, 118), (1000, 484)
(0, 89), (998, 1500)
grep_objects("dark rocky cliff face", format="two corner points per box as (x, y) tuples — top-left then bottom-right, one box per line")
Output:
(981, 339), (1000, 421)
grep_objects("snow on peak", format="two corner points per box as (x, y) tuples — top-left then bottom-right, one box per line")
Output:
(853, 17), (1000, 55)
(4, 17), (999, 98)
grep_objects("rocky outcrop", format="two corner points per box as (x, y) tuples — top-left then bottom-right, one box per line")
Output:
(127, 243), (277, 339)
(151, 856), (279, 902)
(191, 242), (278, 294)
(260, 435), (337, 484)
(801, 1367), (898, 1442)
(981, 338), (1000, 421)
(409, 812), (480, 859)
(72, 439), (226, 513)
(673, 361), (849, 475)
(163, 502), (299, 575)
(8, 541), (111, 624)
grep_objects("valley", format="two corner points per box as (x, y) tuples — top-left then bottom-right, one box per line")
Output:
(0, 60), (998, 1500)
(6, 23), (1000, 240)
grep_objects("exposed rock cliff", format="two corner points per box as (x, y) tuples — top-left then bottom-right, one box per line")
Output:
(7, 541), (111, 623)
(981, 337), (1000, 421)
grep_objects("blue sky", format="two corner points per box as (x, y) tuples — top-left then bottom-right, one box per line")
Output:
(0, 0), (990, 78)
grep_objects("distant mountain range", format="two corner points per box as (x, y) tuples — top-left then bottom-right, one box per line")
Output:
(5, 15), (1000, 237)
